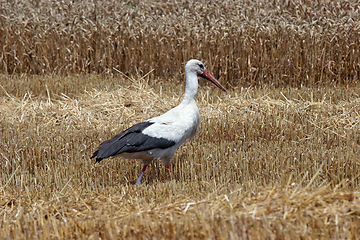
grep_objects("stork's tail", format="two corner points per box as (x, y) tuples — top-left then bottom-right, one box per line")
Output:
(91, 150), (103, 163)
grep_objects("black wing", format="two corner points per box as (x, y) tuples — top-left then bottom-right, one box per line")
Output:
(91, 121), (176, 162)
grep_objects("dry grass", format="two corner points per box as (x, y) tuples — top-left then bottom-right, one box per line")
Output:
(1, 72), (360, 239)
(1, 0), (360, 239)
(1, 0), (360, 86)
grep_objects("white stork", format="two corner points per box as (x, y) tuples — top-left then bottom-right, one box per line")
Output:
(91, 59), (226, 184)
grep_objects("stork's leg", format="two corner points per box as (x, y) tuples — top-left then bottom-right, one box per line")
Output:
(135, 165), (148, 185)
(166, 164), (171, 183)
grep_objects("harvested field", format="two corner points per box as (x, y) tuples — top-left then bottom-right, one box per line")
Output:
(1, 0), (360, 239)
(1, 74), (360, 239)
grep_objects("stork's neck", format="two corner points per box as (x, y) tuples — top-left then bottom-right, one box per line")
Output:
(181, 69), (198, 105)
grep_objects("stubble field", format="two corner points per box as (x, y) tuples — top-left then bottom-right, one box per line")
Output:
(1, 0), (360, 239)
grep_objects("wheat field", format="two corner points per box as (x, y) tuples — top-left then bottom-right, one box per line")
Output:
(1, 0), (360, 239)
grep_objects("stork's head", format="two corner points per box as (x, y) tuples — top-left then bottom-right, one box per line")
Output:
(185, 59), (226, 92)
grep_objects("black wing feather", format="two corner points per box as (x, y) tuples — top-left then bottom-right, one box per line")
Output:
(91, 121), (176, 162)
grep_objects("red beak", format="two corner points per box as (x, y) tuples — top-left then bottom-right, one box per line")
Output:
(199, 70), (226, 92)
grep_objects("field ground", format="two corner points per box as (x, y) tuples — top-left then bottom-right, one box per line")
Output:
(1, 74), (360, 239)
(1, 0), (360, 239)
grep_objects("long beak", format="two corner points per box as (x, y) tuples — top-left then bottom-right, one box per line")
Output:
(199, 70), (226, 92)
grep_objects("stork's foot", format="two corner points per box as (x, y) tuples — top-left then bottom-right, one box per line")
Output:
(166, 164), (172, 183)
(129, 180), (139, 185)
(131, 165), (147, 185)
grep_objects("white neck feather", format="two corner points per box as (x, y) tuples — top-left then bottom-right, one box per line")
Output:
(181, 69), (198, 105)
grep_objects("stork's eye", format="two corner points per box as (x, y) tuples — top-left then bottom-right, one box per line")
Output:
(198, 63), (204, 70)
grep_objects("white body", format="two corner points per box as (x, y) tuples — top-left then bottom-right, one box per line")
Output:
(120, 61), (201, 166)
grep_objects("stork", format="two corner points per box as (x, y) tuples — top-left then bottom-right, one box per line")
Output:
(91, 59), (226, 184)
